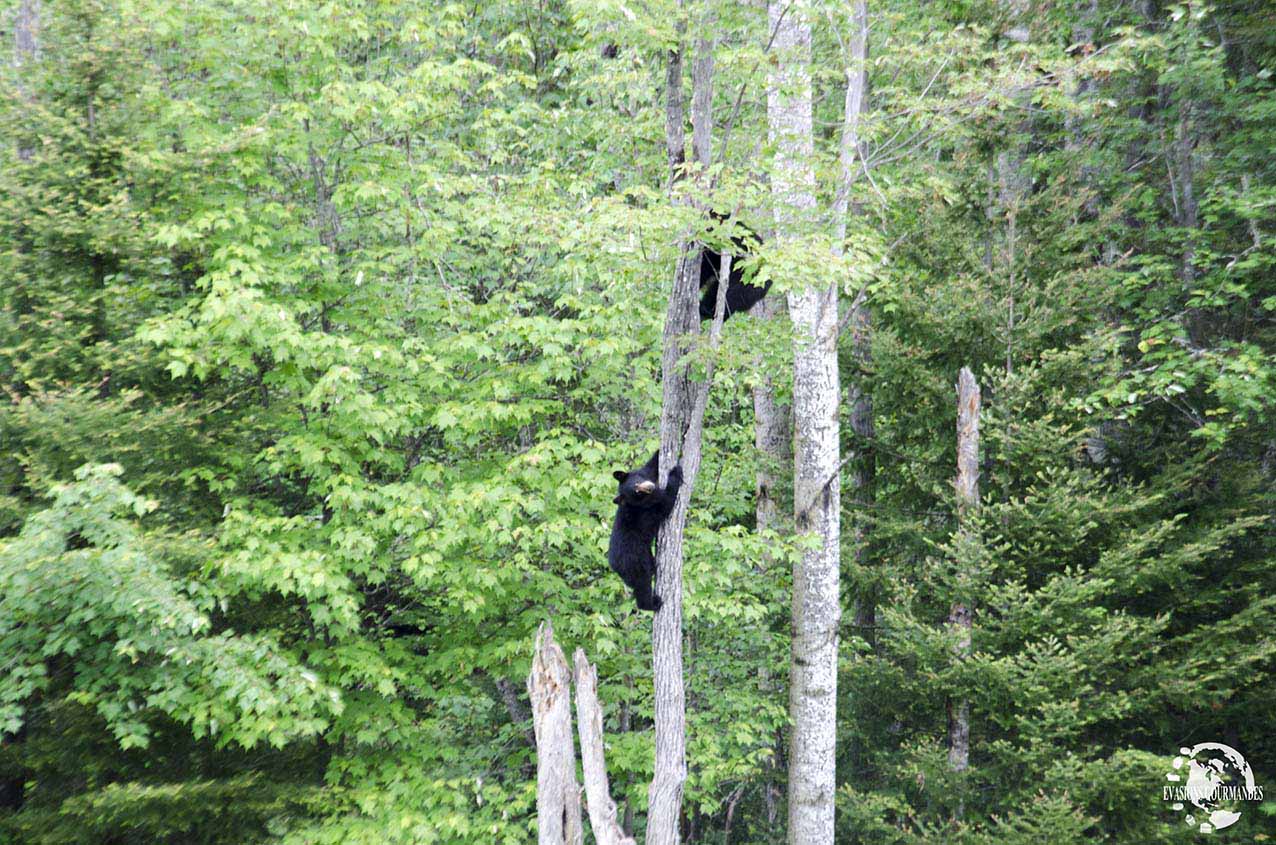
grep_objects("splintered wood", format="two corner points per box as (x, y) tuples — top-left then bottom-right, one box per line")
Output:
(528, 622), (583, 845)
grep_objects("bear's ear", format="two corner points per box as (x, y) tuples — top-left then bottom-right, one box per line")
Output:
(613, 470), (628, 482)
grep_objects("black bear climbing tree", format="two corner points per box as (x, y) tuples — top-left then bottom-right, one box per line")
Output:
(6, 0), (1276, 843)
(647, 12), (732, 841)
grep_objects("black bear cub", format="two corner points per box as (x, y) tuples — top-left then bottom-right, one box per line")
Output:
(699, 214), (769, 322)
(609, 452), (683, 612)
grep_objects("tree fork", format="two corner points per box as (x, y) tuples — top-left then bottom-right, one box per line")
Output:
(649, 4), (728, 842)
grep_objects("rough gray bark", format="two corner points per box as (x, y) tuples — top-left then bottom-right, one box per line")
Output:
(1240, 174), (1262, 252)
(751, 0), (798, 535)
(495, 674), (537, 749)
(8, 0), (40, 330)
(847, 300), (875, 636)
(1173, 113), (1200, 284)
(768, 2), (841, 841)
(752, 298), (791, 540)
(649, 10), (727, 842)
(835, 0), (876, 640)
(573, 649), (637, 845)
(649, 250), (729, 845)
(663, 7), (688, 180)
(833, 0), (869, 230)
(1065, 0), (1100, 221)
(691, 22), (714, 171)
(13, 0), (39, 63)
(528, 622), (584, 845)
(649, 20), (694, 841)
(750, 291), (790, 832)
(996, 149), (1029, 376)
(993, 5), (1033, 377)
(947, 368), (980, 774)
(1169, 5), (1200, 288)
(12, 0), (39, 162)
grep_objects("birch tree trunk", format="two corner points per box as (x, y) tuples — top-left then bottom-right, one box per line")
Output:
(768, 3), (842, 841)
(947, 368), (980, 774)
(574, 649), (637, 845)
(528, 622), (584, 845)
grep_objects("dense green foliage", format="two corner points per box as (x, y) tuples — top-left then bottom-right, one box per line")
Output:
(0, 0), (1272, 842)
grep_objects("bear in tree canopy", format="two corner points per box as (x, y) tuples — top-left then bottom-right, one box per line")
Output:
(698, 214), (768, 322)
(609, 451), (683, 612)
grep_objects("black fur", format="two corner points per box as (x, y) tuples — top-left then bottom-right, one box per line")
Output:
(608, 452), (683, 612)
(698, 216), (769, 322)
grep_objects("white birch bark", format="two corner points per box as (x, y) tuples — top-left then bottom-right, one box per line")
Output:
(767, 3), (841, 841)
(528, 622), (584, 845)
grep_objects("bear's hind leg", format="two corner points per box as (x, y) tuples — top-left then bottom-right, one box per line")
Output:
(632, 573), (663, 612)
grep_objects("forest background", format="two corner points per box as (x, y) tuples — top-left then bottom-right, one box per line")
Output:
(1, 0), (1274, 842)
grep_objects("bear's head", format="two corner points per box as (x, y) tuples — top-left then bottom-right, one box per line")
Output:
(612, 466), (658, 507)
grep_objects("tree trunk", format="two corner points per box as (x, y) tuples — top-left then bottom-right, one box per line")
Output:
(649, 8), (726, 842)
(750, 290), (790, 831)
(1065, 0), (1100, 223)
(847, 303), (875, 637)
(13, 0), (39, 163)
(574, 649), (637, 845)
(649, 17), (694, 842)
(9, 0), (40, 330)
(753, 292), (792, 541)
(993, 5), (1032, 377)
(528, 622), (584, 845)
(495, 674), (537, 749)
(768, 3), (841, 841)
(835, 0), (876, 641)
(947, 368), (980, 774)
(1172, 60), (1200, 287)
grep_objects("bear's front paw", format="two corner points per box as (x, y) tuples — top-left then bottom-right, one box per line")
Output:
(651, 594), (664, 612)
(668, 465), (684, 485)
